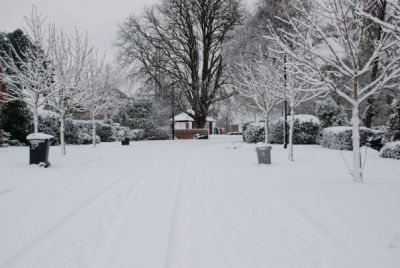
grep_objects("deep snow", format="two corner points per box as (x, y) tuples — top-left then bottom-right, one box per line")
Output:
(0, 136), (399, 268)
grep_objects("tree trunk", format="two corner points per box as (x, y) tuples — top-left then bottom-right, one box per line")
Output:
(193, 115), (207, 129)
(351, 105), (363, 183)
(288, 107), (295, 162)
(33, 108), (39, 134)
(60, 114), (66, 155)
(92, 113), (96, 148)
(264, 112), (269, 143)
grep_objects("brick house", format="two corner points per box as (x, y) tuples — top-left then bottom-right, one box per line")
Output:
(170, 110), (216, 139)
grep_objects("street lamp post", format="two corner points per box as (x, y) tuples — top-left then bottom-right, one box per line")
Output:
(283, 54), (288, 149)
(171, 86), (175, 140)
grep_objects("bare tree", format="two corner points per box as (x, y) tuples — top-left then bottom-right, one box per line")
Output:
(0, 6), (56, 134)
(276, 55), (326, 161)
(230, 50), (282, 142)
(79, 55), (120, 147)
(271, 0), (400, 181)
(48, 27), (92, 154)
(116, 0), (243, 128)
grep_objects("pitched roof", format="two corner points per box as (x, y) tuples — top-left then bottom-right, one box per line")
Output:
(170, 109), (216, 122)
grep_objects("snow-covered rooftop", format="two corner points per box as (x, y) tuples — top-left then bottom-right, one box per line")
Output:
(171, 110), (216, 122)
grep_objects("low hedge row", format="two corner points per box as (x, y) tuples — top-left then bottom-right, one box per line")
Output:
(320, 127), (376, 150)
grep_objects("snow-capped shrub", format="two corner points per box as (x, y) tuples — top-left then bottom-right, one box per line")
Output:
(0, 100), (32, 144)
(270, 115), (320, 144)
(111, 124), (130, 141)
(0, 129), (10, 147)
(96, 123), (114, 142)
(130, 129), (145, 141)
(144, 127), (170, 140)
(315, 99), (348, 128)
(320, 126), (375, 150)
(65, 120), (100, 145)
(270, 120), (287, 144)
(38, 110), (60, 145)
(243, 123), (265, 143)
(379, 141), (400, 160)
(387, 99), (400, 141)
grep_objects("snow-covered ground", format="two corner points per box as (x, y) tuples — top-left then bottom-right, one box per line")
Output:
(0, 136), (399, 268)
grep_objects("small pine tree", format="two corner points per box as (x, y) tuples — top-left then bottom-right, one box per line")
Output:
(316, 99), (348, 129)
(0, 100), (32, 143)
(388, 99), (400, 141)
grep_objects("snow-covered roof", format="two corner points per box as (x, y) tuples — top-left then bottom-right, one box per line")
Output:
(26, 133), (54, 140)
(170, 110), (216, 122)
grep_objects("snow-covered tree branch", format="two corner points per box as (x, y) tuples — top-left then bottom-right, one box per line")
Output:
(78, 54), (121, 147)
(48, 27), (93, 154)
(0, 6), (56, 134)
(230, 48), (282, 143)
(270, 0), (400, 181)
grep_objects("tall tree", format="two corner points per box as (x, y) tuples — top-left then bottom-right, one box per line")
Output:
(230, 49), (282, 143)
(48, 28), (93, 155)
(0, 6), (55, 134)
(116, 0), (243, 128)
(271, 0), (400, 182)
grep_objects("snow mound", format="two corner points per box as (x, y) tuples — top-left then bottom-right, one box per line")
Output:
(26, 133), (54, 140)
(380, 141), (400, 160)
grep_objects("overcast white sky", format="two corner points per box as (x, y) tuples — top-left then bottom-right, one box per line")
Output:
(0, 0), (258, 63)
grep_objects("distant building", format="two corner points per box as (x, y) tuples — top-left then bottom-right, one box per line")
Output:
(171, 110), (216, 134)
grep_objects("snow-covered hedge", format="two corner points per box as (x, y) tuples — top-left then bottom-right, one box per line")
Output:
(38, 111), (60, 145)
(320, 127), (375, 150)
(65, 120), (100, 145)
(243, 123), (265, 143)
(144, 127), (170, 140)
(379, 141), (400, 160)
(96, 123), (114, 142)
(270, 115), (320, 144)
(315, 99), (348, 128)
(0, 129), (10, 147)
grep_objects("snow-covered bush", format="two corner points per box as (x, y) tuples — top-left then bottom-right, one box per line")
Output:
(38, 110), (60, 145)
(130, 129), (145, 141)
(65, 120), (100, 145)
(243, 123), (265, 143)
(0, 100), (32, 144)
(144, 127), (170, 140)
(270, 115), (320, 144)
(315, 99), (348, 128)
(0, 129), (10, 147)
(111, 124), (130, 141)
(320, 127), (375, 150)
(379, 141), (400, 160)
(96, 123), (114, 142)
(387, 99), (400, 141)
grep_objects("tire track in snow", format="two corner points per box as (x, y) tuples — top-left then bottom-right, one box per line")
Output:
(194, 145), (261, 268)
(86, 143), (195, 268)
(0, 145), (173, 268)
(164, 142), (255, 268)
(163, 144), (199, 268)
(0, 156), (105, 216)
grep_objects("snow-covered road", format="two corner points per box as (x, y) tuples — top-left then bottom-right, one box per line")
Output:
(1, 137), (400, 268)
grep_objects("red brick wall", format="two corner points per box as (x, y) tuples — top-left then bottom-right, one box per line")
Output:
(175, 129), (209, 139)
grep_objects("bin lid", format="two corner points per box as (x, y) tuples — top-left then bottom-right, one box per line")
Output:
(26, 133), (54, 140)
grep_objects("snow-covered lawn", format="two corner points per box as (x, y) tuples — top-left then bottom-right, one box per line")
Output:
(0, 136), (399, 268)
